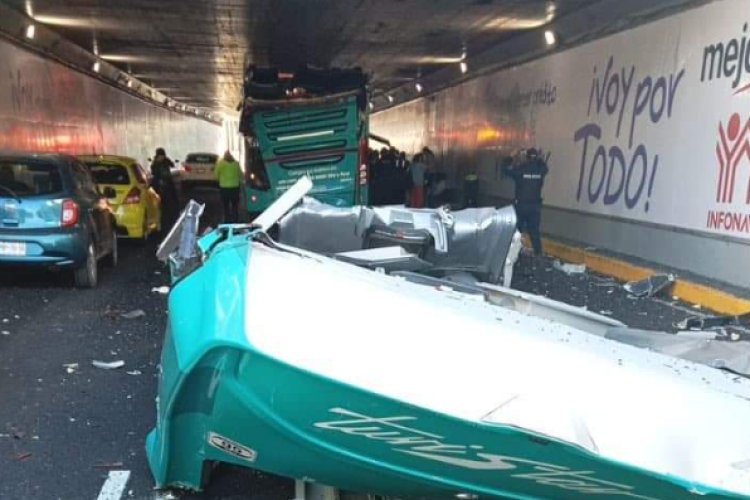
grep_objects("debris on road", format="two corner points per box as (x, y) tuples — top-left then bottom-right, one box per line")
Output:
(151, 286), (170, 295)
(120, 309), (146, 320)
(624, 274), (674, 298)
(592, 276), (618, 287)
(93, 462), (125, 469)
(675, 312), (750, 331)
(16, 452), (32, 461)
(553, 260), (586, 275)
(92, 360), (125, 370)
(63, 363), (79, 374)
(1, 330), (9, 335)
(126, 370), (142, 376)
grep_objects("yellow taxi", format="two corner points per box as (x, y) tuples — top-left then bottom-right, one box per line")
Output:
(78, 155), (161, 240)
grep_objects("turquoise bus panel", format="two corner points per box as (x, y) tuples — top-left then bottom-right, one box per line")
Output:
(146, 233), (748, 499)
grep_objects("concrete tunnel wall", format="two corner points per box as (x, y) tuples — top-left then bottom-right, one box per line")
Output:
(371, 0), (750, 290)
(0, 37), (223, 166)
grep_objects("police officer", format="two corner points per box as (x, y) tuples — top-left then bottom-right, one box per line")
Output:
(503, 148), (549, 255)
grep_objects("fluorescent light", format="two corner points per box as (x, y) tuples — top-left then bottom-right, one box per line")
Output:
(92, 61), (100, 72)
(544, 29), (557, 46)
(25, 24), (35, 39)
(460, 61), (468, 74)
(415, 82), (423, 93)
(387, 94), (394, 103)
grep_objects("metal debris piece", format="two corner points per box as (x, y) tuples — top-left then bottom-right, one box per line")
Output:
(675, 312), (750, 331)
(120, 309), (146, 319)
(279, 199), (520, 284)
(1, 330), (9, 335)
(126, 370), (143, 376)
(623, 274), (674, 298)
(63, 363), (79, 374)
(16, 452), (32, 461)
(93, 462), (125, 469)
(151, 286), (170, 295)
(553, 260), (586, 275)
(92, 360), (125, 370)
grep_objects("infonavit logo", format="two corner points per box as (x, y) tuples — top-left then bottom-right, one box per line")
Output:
(715, 113), (750, 204)
(701, 23), (750, 94)
(707, 113), (750, 234)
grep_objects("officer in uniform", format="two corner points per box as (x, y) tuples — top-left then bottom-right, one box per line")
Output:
(502, 148), (549, 255)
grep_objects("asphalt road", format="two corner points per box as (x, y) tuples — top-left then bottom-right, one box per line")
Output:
(0, 190), (721, 500)
(0, 187), (293, 500)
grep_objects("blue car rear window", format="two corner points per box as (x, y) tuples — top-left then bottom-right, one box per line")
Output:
(0, 160), (63, 197)
(86, 163), (131, 185)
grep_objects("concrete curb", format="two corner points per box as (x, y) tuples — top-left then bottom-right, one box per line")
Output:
(536, 238), (750, 316)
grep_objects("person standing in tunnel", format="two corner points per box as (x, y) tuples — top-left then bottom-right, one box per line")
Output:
(409, 153), (427, 208)
(502, 148), (548, 256)
(150, 147), (179, 231)
(215, 150), (243, 223)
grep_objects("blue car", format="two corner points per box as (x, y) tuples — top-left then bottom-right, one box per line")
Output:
(0, 153), (118, 287)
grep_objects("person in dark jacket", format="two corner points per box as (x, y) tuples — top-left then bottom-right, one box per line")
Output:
(150, 147), (180, 230)
(502, 148), (549, 255)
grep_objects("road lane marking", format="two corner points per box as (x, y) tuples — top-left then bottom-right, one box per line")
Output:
(97, 470), (130, 500)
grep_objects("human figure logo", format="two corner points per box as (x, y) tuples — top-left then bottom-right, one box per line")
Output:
(715, 112), (750, 204)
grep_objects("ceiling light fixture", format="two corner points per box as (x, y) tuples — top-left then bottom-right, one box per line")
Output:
(127, 79), (132, 88)
(92, 61), (100, 73)
(387, 94), (394, 103)
(368, 101), (374, 110)
(544, 29), (557, 46)
(460, 61), (468, 74)
(415, 82), (423, 93)
(25, 24), (35, 40)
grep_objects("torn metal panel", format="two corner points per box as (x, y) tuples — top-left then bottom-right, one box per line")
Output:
(148, 229), (750, 498)
(148, 181), (750, 498)
(278, 199), (519, 284)
(606, 328), (750, 377)
(334, 247), (432, 273)
(482, 283), (625, 337)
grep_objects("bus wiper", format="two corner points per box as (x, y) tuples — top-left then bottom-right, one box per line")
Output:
(0, 185), (22, 202)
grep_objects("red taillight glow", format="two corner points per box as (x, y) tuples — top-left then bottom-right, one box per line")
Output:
(124, 187), (141, 204)
(61, 199), (79, 227)
(184, 164), (192, 173)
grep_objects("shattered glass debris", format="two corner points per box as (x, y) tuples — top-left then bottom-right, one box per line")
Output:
(623, 273), (674, 298)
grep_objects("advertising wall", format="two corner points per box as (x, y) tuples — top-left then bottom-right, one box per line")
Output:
(372, 0), (750, 246)
(0, 38), (222, 164)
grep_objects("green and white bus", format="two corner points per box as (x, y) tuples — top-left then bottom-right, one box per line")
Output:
(240, 68), (370, 216)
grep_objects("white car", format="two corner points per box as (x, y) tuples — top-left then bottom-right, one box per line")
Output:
(181, 152), (219, 188)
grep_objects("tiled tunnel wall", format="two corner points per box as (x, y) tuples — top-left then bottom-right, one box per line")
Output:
(0, 37), (223, 165)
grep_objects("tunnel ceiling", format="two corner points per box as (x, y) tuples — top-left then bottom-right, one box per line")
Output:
(5, 0), (704, 115)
